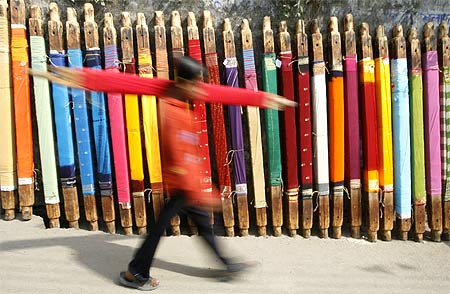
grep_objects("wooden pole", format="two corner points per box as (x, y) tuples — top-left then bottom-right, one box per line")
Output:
(202, 11), (235, 237)
(48, 2), (79, 229)
(152, 11), (168, 226)
(0, 0), (18, 221)
(358, 23), (379, 242)
(240, 18), (267, 236)
(310, 19), (330, 238)
(343, 14), (362, 239)
(103, 12), (133, 235)
(407, 27), (426, 242)
(437, 22), (450, 241)
(120, 12), (147, 235)
(422, 22), (443, 242)
(66, 7), (98, 231)
(295, 19), (313, 238)
(327, 16), (345, 239)
(10, 0), (34, 220)
(223, 18), (250, 236)
(83, 3), (115, 234)
(167, 10), (184, 235)
(374, 25), (394, 241)
(391, 24), (412, 240)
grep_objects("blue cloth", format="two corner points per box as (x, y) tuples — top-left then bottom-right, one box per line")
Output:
(391, 58), (412, 218)
(68, 49), (95, 195)
(49, 52), (76, 187)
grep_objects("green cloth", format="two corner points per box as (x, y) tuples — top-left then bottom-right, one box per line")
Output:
(409, 73), (426, 203)
(262, 53), (282, 186)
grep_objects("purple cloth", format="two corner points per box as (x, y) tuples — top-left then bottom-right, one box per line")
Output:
(422, 50), (442, 195)
(225, 64), (247, 187)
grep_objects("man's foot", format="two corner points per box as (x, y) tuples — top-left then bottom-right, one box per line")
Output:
(226, 261), (258, 273)
(119, 271), (160, 291)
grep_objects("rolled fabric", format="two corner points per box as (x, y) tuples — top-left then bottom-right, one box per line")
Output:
(442, 66), (450, 201)
(224, 57), (247, 195)
(409, 68), (427, 204)
(374, 56), (394, 193)
(358, 58), (379, 193)
(49, 51), (76, 188)
(84, 49), (113, 196)
(311, 62), (329, 195)
(68, 48), (95, 196)
(262, 53), (282, 187)
(104, 43), (131, 207)
(343, 54), (361, 188)
(391, 58), (412, 218)
(422, 50), (442, 196)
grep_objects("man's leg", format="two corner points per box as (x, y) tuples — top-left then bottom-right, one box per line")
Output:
(128, 194), (185, 278)
(186, 205), (230, 266)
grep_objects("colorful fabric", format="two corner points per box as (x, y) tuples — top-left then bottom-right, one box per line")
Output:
(138, 48), (163, 189)
(0, 16), (17, 191)
(311, 64), (330, 195)
(205, 52), (232, 196)
(243, 48), (266, 208)
(262, 53), (282, 187)
(374, 57), (394, 192)
(279, 51), (299, 191)
(358, 58), (379, 193)
(68, 48), (95, 195)
(11, 25), (33, 184)
(49, 51), (76, 188)
(409, 70), (427, 204)
(328, 71), (345, 190)
(343, 54), (361, 187)
(104, 44), (130, 206)
(422, 51), (442, 196)
(297, 57), (313, 195)
(391, 58), (412, 218)
(441, 66), (450, 201)
(84, 49), (113, 196)
(224, 57), (247, 195)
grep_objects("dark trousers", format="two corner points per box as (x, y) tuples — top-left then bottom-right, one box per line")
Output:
(128, 190), (229, 278)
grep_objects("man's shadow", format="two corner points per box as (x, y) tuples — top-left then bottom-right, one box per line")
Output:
(0, 232), (229, 283)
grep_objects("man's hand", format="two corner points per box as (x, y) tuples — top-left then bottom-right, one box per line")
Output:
(262, 92), (297, 110)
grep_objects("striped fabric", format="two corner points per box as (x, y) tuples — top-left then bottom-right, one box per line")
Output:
(391, 58), (412, 218)
(441, 66), (450, 201)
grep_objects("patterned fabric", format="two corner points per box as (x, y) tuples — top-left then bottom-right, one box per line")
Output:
(442, 66), (450, 201)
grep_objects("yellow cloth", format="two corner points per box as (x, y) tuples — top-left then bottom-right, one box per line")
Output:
(375, 57), (394, 192)
(138, 51), (163, 184)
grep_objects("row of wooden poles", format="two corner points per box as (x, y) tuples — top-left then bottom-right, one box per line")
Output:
(0, 0), (449, 242)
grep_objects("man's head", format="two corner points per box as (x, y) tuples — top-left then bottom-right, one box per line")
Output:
(172, 56), (207, 100)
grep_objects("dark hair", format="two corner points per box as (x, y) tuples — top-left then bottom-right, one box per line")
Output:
(175, 56), (208, 81)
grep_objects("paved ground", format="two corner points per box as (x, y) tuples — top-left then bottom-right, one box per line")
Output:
(1, 214), (449, 294)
